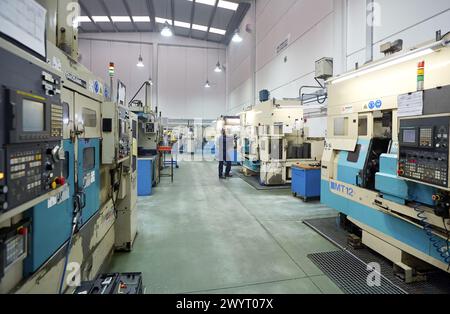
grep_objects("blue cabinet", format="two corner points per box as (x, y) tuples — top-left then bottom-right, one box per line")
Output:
(138, 158), (153, 196)
(291, 166), (321, 201)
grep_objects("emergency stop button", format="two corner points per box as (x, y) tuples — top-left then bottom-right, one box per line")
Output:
(55, 177), (66, 186)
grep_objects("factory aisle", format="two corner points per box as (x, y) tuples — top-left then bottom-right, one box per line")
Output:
(108, 162), (342, 294)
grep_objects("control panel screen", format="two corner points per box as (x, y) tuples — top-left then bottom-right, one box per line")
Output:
(22, 99), (44, 132)
(398, 116), (450, 188)
(403, 129), (416, 144)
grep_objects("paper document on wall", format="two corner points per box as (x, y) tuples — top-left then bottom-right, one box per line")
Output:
(0, 0), (47, 57)
(398, 91), (424, 118)
(283, 125), (293, 134)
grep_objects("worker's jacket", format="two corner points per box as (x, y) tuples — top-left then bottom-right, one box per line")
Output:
(215, 135), (235, 162)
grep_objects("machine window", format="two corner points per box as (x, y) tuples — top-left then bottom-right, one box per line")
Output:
(82, 108), (97, 127)
(358, 116), (368, 136)
(22, 99), (45, 132)
(334, 117), (348, 136)
(347, 144), (361, 163)
(83, 147), (95, 171)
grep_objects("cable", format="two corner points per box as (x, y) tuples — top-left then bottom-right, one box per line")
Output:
(58, 192), (83, 294)
(414, 206), (450, 269)
(111, 163), (124, 218)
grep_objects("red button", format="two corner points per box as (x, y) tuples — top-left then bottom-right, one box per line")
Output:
(18, 227), (28, 236)
(55, 177), (66, 186)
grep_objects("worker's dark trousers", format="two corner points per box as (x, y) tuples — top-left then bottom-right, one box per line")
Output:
(219, 161), (231, 177)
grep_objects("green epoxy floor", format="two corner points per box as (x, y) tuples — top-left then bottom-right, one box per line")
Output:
(108, 161), (343, 294)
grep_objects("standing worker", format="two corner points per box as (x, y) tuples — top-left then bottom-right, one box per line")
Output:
(216, 128), (233, 179)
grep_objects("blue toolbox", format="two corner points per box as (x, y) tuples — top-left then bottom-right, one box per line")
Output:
(291, 164), (321, 201)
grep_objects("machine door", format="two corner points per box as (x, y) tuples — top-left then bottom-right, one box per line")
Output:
(77, 138), (100, 225)
(24, 140), (75, 275)
(327, 113), (359, 152)
(74, 94), (101, 139)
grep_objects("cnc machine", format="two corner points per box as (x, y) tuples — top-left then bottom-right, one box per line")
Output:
(0, 0), (138, 293)
(321, 35), (450, 280)
(241, 99), (325, 185)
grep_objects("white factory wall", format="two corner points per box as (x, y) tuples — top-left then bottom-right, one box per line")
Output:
(227, 0), (450, 116)
(347, 0), (450, 70)
(79, 33), (226, 120)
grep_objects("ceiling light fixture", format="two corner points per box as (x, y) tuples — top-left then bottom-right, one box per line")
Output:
(174, 21), (191, 28)
(192, 24), (208, 32)
(92, 16), (110, 22)
(111, 16), (131, 22)
(209, 27), (226, 35)
(161, 21), (173, 37)
(204, 80), (211, 88)
(214, 61), (222, 73)
(137, 54), (144, 68)
(75, 16), (91, 23)
(137, 34), (144, 68)
(188, 0), (238, 11)
(132, 16), (151, 22)
(232, 29), (243, 43)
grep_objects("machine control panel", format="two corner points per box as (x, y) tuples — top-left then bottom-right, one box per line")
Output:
(0, 47), (64, 213)
(118, 106), (131, 160)
(398, 116), (450, 188)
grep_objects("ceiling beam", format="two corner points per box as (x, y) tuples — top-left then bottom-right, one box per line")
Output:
(204, 0), (219, 40)
(98, 0), (119, 32)
(146, 0), (157, 32)
(122, 0), (139, 32)
(223, 2), (251, 45)
(79, 1), (103, 32)
(188, 0), (196, 37)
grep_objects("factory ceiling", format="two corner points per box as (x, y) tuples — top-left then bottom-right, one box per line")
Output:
(78, 0), (251, 44)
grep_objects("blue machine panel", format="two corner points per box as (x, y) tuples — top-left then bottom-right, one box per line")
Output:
(376, 154), (436, 206)
(321, 179), (449, 265)
(138, 158), (153, 196)
(78, 138), (100, 225)
(24, 140), (75, 275)
(243, 160), (260, 172)
(337, 139), (370, 186)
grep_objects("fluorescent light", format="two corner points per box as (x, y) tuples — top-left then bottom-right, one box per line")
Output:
(75, 16), (91, 23)
(331, 48), (435, 84)
(218, 0), (239, 11)
(192, 24), (208, 32)
(188, 0), (238, 11)
(92, 16), (110, 22)
(155, 17), (173, 25)
(111, 16), (131, 22)
(132, 16), (151, 22)
(174, 20), (191, 29)
(209, 27), (226, 35)
(161, 21), (173, 37)
(193, 0), (216, 6)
